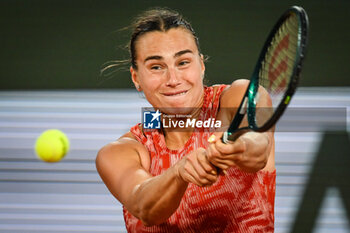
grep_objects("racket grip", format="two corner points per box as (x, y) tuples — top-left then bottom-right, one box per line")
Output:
(222, 129), (250, 143)
(222, 131), (240, 143)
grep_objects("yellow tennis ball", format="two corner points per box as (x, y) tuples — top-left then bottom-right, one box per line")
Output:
(35, 129), (70, 162)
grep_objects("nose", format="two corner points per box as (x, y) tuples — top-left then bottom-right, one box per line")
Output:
(166, 67), (181, 87)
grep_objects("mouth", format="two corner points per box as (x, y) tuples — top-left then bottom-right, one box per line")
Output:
(162, 90), (188, 97)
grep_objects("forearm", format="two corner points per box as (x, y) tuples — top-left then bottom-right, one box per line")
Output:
(239, 131), (273, 172)
(96, 139), (193, 226)
(208, 131), (273, 173)
(130, 163), (188, 226)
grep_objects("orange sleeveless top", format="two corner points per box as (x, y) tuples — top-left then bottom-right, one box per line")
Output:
(125, 85), (276, 233)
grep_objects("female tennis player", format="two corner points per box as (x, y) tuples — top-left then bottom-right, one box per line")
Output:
(96, 8), (275, 233)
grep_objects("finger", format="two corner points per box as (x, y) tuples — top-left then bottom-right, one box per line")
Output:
(186, 167), (216, 186)
(197, 149), (217, 175)
(180, 171), (204, 187)
(208, 140), (244, 163)
(190, 159), (217, 183)
(206, 143), (224, 163)
(215, 137), (246, 155)
(186, 155), (217, 184)
(211, 157), (237, 167)
(207, 132), (223, 144)
(208, 156), (238, 170)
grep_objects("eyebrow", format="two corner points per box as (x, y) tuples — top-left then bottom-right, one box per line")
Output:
(174, 49), (193, 58)
(144, 49), (194, 63)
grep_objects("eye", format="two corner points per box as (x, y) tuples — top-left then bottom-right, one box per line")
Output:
(178, 60), (190, 66)
(150, 65), (162, 70)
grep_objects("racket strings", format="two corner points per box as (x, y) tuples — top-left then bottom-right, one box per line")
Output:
(260, 13), (299, 109)
(255, 13), (300, 128)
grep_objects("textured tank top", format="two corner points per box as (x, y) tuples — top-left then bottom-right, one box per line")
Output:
(125, 85), (276, 233)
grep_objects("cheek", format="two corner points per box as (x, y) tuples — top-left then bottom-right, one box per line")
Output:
(183, 67), (200, 82)
(138, 71), (161, 89)
(138, 74), (162, 100)
(187, 61), (204, 82)
(188, 69), (204, 88)
(142, 88), (159, 105)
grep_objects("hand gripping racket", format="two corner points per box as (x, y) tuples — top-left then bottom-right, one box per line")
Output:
(222, 6), (309, 143)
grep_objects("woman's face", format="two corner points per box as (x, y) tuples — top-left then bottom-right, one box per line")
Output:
(130, 28), (205, 113)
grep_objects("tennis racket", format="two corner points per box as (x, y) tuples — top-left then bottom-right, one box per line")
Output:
(222, 6), (309, 143)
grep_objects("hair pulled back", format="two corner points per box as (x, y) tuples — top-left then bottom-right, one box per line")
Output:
(129, 8), (201, 69)
(101, 8), (202, 77)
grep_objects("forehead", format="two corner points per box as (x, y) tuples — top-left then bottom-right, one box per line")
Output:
(134, 28), (198, 60)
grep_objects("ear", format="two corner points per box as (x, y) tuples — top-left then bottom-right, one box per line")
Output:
(130, 66), (142, 91)
(200, 54), (206, 78)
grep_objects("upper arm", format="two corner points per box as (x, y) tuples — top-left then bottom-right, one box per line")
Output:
(217, 79), (274, 128)
(216, 79), (250, 127)
(217, 79), (275, 170)
(95, 135), (151, 214)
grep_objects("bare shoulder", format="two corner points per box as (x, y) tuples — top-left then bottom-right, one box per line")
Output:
(96, 132), (150, 172)
(219, 79), (249, 108)
(95, 132), (152, 206)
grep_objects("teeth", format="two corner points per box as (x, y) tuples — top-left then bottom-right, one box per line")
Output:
(167, 91), (187, 96)
(172, 91), (186, 96)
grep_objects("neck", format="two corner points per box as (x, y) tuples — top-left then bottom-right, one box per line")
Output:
(159, 86), (205, 150)
(161, 103), (203, 150)
(163, 129), (193, 150)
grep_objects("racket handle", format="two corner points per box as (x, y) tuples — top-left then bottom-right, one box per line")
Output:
(222, 129), (250, 143)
